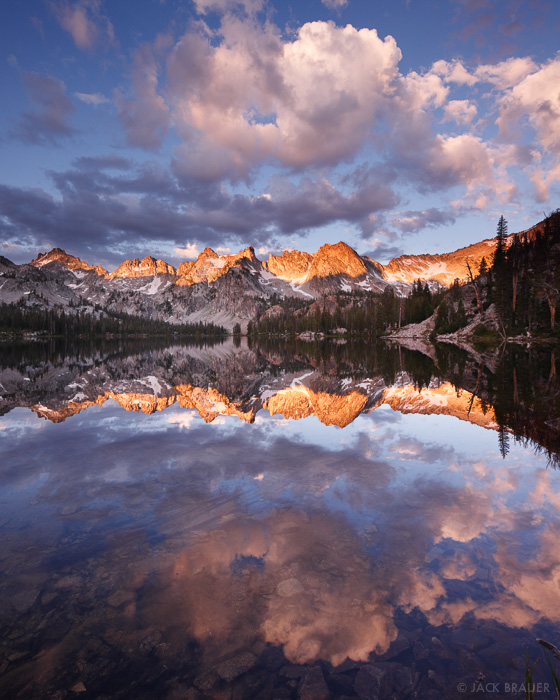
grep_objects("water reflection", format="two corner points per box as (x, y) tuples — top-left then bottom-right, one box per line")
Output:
(0, 339), (560, 699)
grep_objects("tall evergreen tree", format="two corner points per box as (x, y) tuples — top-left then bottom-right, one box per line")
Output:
(492, 215), (509, 324)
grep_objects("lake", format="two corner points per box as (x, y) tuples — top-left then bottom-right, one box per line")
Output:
(1, 337), (560, 699)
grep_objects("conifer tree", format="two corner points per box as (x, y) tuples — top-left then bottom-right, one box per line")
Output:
(493, 215), (509, 324)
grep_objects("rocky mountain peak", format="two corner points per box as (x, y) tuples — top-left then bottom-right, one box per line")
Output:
(108, 256), (176, 279)
(264, 249), (313, 282)
(230, 246), (257, 264)
(199, 247), (218, 258)
(30, 248), (108, 276)
(309, 241), (367, 279)
(176, 246), (260, 287)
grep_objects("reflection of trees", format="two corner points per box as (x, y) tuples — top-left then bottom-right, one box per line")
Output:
(498, 426), (510, 459)
(253, 337), (436, 390)
(261, 338), (560, 466)
(432, 343), (560, 467)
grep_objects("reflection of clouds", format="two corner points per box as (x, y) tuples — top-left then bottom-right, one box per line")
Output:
(1, 401), (560, 671)
(389, 436), (455, 463)
(166, 410), (197, 429)
(530, 468), (560, 511)
(439, 550), (477, 581)
(141, 509), (397, 666)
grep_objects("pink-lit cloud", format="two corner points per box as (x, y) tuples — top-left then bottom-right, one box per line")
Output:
(51, 0), (116, 51)
(115, 36), (172, 150)
(165, 20), (402, 175)
(443, 99), (477, 124)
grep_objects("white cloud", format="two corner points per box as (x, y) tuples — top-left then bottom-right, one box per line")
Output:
(174, 243), (200, 259)
(443, 99), (477, 125)
(321, 0), (349, 9)
(431, 59), (477, 86)
(402, 70), (448, 110)
(475, 56), (538, 89)
(75, 91), (109, 105)
(497, 57), (560, 155)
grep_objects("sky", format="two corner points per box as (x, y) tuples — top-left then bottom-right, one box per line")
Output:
(0, 0), (559, 271)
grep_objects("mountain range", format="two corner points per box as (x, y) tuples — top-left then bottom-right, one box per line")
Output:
(0, 222), (542, 330)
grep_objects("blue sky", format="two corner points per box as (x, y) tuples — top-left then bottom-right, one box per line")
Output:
(0, 0), (559, 270)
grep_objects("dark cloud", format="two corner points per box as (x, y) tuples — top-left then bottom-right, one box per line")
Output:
(73, 154), (132, 170)
(363, 243), (404, 263)
(392, 207), (457, 234)
(13, 71), (75, 145)
(0, 156), (399, 265)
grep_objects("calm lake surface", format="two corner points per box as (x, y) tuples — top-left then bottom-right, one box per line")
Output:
(1, 338), (560, 699)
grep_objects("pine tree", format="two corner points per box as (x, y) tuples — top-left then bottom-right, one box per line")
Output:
(493, 215), (509, 325)
(495, 215), (508, 264)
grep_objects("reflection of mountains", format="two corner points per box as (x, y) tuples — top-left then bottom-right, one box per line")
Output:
(29, 381), (498, 429)
(2, 338), (559, 459)
(1, 340), (497, 430)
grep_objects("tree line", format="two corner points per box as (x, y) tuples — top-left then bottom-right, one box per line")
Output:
(250, 281), (444, 337)
(0, 303), (228, 338)
(488, 210), (560, 335)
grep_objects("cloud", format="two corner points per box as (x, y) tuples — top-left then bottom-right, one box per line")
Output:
(174, 243), (200, 259)
(13, 71), (75, 145)
(108, 15), (558, 216)
(401, 70), (448, 110)
(12, 71), (75, 145)
(30, 16), (45, 38)
(5, 11), (560, 259)
(321, 0), (349, 9)
(443, 99), (477, 124)
(496, 57), (560, 156)
(431, 59), (477, 86)
(115, 36), (172, 150)
(0, 157), (398, 265)
(475, 56), (538, 89)
(193, 0), (265, 14)
(392, 207), (457, 234)
(165, 20), (402, 176)
(74, 91), (109, 105)
(51, 0), (116, 51)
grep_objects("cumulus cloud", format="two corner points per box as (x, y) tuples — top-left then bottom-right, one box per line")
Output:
(401, 70), (448, 110)
(106, 14), (559, 216)
(165, 20), (402, 175)
(5, 8), (560, 257)
(474, 56), (538, 89)
(13, 71), (75, 145)
(443, 99), (477, 124)
(51, 0), (116, 51)
(496, 57), (560, 156)
(431, 59), (477, 86)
